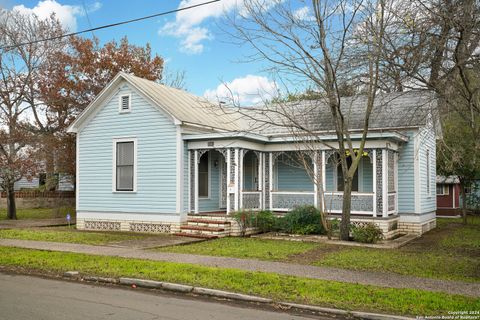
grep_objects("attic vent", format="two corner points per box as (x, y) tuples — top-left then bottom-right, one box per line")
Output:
(120, 94), (131, 112)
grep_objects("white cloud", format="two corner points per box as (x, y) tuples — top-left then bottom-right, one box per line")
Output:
(204, 75), (277, 106)
(161, 0), (279, 54)
(293, 6), (314, 21)
(12, 0), (101, 31)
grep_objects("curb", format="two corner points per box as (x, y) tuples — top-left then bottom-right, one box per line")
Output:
(84, 276), (412, 320)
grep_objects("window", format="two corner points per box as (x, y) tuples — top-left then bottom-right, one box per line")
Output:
(426, 149), (431, 195)
(198, 152), (209, 198)
(119, 94), (131, 113)
(337, 156), (358, 192)
(115, 141), (135, 191)
(436, 184), (449, 196)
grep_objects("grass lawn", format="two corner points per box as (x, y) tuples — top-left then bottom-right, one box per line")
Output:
(0, 208), (75, 221)
(0, 247), (477, 316)
(158, 237), (320, 261)
(0, 227), (157, 245)
(158, 217), (480, 283)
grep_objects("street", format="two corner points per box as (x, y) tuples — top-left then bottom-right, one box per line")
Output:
(0, 273), (332, 320)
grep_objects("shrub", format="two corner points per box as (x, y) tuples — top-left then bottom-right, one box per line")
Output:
(277, 205), (325, 235)
(350, 223), (383, 243)
(252, 210), (277, 233)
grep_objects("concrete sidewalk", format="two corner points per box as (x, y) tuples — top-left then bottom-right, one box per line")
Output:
(0, 218), (74, 229)
(0, 238), (478, 298)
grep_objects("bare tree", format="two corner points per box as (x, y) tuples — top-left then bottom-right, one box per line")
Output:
(0, 10), (63, 219)
(218, 0), (387, 240)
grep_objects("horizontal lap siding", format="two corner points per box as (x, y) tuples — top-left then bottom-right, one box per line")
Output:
(360, 156), (373, 192)
(397, 130), (416, 213)
(276, 160), (314, 191)
(418, 126), (436, 213)
(78, 83), (177, 214)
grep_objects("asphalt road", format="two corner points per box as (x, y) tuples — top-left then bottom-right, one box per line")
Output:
(0, 273), (332, 320)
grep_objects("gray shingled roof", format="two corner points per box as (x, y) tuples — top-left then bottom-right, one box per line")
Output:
(245, 91), (437, 135)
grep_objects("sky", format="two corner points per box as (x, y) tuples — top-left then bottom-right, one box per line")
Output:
(0, 0), (285, 105)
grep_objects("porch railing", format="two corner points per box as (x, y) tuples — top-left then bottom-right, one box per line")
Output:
(271, 191), (315, 211)
(242, 191), (262, 210)
(324, 192), (375, 215)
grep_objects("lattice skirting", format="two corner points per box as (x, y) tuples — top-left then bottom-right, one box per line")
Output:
(77, 219), (180, 234)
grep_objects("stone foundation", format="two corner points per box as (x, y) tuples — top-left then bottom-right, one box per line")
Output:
(398, 218), (436, 235)
(76, 218), (181, 234)
(339, 216), (401, 240)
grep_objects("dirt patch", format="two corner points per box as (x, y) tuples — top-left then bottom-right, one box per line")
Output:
(285, 244), (344, 265)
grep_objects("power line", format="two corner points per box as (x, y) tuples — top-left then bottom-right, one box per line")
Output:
(0, 0), (221, 51)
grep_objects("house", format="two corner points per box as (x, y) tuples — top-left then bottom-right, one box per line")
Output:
(0, 174), (74, 192)
(67, 72), (439, 238)
(436, 175), (461, 216)
(436, 175), (480, 215)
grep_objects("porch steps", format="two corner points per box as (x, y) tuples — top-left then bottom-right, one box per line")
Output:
(174, 215), (234, 239)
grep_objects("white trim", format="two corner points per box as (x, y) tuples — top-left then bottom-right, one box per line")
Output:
(194, 150), (199, 213)
(313, 152), (318, 208)
(226, 148), (231, 214)
(77, 211), (182, 223)
(321, 150), (326, 212)
(399, 211), (436, 223)
(175, 126), (183, 214)
(188, 150), (192, 213)
(372, 149), (377, 217)
(382, 149), (388, 217)
(239, 149), (244, 208)
(112, 137), (137, 193)
(269, 152), (273, 210)
(118, 93), (131, 113)
(234, 148), (239, 211)
(76, 134), (80, 210)
(395, 152), (399, 214)
(452, 185), (456, 208)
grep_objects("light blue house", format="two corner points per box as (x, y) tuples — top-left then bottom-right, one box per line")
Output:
(68, 72), (439, 238)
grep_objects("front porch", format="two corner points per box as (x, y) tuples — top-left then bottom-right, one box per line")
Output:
(188, 147), (399, 219)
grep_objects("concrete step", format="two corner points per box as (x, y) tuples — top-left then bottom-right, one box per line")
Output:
(187, 218), (231, 225)
(173, 232), (218, 239)
(180, 225), (226, 232)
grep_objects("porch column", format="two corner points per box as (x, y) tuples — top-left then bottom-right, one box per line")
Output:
(239, 149), (244, 209)
(313, 151), (318, 209)
(194, 150), (199, 214)
(263, 152), (270, 210)
(258, 152), (264, 209)
(321, 150), (326, 212)
(269, 152), (273, 209)
(226, 148), (231, 214)
(375, 149), (385, 217)
(382, 149), (388, 217)
(234, 148), (240, 211)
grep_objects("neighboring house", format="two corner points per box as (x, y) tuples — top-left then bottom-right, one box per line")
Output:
(0, 173), (74, 192)
(436, 176), (480, 215)
(436, 175), (461, 215)
(68, 72), (439, 238)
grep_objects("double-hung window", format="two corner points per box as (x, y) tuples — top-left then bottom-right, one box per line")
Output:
(114, 139), (136, 192)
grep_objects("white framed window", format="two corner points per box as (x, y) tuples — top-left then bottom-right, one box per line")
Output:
(119, 94), (131, 113)
(112, 138), (137, 192)
(198, 152), (210, 198)
(436, 184), (449, 196)
(426, 149), (431, 195)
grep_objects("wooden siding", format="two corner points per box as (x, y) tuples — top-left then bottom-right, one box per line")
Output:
(78, 83), (178, 214)
(397, 130), (416, 213)
(275, 157), (314, 191)
(418, 125), (437, 213)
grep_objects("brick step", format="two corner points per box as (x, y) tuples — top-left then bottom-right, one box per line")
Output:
(173, 232), (218, 239)
(180, 225), (226, 232)
(187, 218), (231, 225)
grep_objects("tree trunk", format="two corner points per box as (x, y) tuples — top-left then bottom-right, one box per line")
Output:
(340, 178), (352, 240)
(6, 182), (17, 220)
(45, 146), (56, 191)
(460, 182), (468, 225)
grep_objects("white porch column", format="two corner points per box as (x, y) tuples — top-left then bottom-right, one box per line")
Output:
(194, 150), (199, 214)
(269, 152), (273, 210)
(234, 148), (240, 211)
(258, 152), (263, 209)
(382, 149), (388, 217)
(239, 149), (244, 209)
(226, 148), (231, 214)
(321, 150), (326, 212)
(395, 152), (399, 214)
(372, 149), (377, 217)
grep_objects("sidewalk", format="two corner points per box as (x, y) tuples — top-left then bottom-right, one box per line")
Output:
(0, 218), (73, 229)
(0, 238), (478, 298)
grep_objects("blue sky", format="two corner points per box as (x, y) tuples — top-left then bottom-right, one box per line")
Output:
(2, 0), (283, 104)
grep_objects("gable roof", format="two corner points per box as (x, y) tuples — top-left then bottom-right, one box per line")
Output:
(68, 72), (242, 133)
(69, 72), (438, 137)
